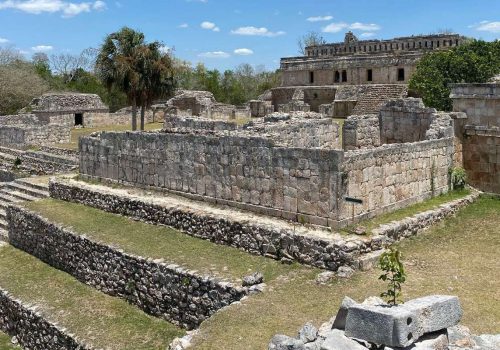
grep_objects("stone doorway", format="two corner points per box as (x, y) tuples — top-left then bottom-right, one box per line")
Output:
(75, 113), (83, 126)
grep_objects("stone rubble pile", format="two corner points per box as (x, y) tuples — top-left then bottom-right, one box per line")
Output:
(269, 295), (500, 350)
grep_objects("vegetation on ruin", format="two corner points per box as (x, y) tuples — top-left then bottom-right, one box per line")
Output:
(23, 199), (299, 282)
(297, 31), (327, 55)
(409, 39), (500, 110)
(0, 245), (184, 349)
(378, 248), (406, 305)
(450, 167), (468, 190)
(189, 195), (500, 349)
(344, 188), (471, 234)
(96, 27), (176, 131)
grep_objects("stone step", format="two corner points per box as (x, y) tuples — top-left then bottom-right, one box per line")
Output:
(0, 209), (6, 220)
(0, 243), (184, 349)
(0, 193), (20, 205)
(4, 182), (48, 199)
(0, 219), (7, 230)
(0, 146), (24, 157)
(0, 228), (7, 242)
(0, 189), (38, 203)
(24, 151), (78, 166)
(14, 179), (50, 192)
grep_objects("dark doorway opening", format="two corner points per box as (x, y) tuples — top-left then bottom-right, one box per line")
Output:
(75, 113), (83, 126)
(367, 69), (373, 82)
(397, 68), (405, 82)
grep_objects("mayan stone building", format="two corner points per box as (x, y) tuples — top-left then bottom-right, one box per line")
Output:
(265, 32), (467, 118)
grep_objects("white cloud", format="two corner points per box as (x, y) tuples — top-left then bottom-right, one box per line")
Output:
(198, 51), (230, 58)
(201, 21), (219, 32)
(234, 48), (253, 56)
(359, 32), (376, 38)
(322, 21), (381, 33)
(307, 15), (333, 22)
(0, 0), (107, 17)
(159, 46), (170, 54)
(473, 20), (500, 33)
(0, 37), (9, 44)
(31, 45), (53, 51)
(178, 23), (189, 28)
(231, 26), (285, 37)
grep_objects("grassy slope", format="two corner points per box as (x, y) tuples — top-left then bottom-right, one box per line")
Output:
(0, 333), (17, 350)
(23, 199), (298, 283)
(190, 196), (500, 349)
(55, 122), (164, 150)
(0, 246), (184, 350)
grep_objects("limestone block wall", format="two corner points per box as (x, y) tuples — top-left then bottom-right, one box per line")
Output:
(451, 83), (500, 193)
(164, 116), (238, 132)
(341, 138), (455, 223)
(343, 115), (381, 150)
(463, 126), (500, 194)
(379, 98), (438, 143)
(79, 131), (344, 226)
(8, 206), (247, 330)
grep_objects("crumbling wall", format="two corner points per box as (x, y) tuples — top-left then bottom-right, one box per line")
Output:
(342, 115), (381, 150)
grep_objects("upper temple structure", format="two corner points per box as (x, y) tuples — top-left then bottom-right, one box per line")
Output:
(281, 31), (467, 86)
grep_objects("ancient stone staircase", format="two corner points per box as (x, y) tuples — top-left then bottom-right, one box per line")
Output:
(352, 84), (408, 115)
(0, 179), (48, 241)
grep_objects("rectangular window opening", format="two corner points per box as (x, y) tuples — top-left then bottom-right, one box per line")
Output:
(397, 68), (405, 81)
(367, 69), (373, 82)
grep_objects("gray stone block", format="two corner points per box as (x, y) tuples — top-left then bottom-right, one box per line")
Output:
(298, 323), (318, 343)
(387, 330), (449, 350)
(332, 297), (357, 330)
(345, 304), (418, 347)
(403, 295), (462, 334)
(268, 335), (305, 350)
(320, 329), (369, 350)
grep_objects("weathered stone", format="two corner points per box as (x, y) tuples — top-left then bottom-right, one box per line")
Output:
(315, 271), (336, 284)
(242, 272), (264, 287)
(320, 329), (369, 350)
(332, 297), (357, 330)
(298, 323), (318, 343)
(337, 266), (354, 279)
(268, 335), (305, 350)
(404, 295), (462, 334)
(390, 330), (449, 350)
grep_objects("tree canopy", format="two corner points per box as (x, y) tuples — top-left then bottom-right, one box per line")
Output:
(409, 39), (500, 111)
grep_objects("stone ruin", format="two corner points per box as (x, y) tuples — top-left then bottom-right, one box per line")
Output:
(269, 295), (499, 350)
(164, 90), (250, 120)
(78, 97), (459, 228)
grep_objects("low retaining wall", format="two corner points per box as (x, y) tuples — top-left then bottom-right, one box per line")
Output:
(0, 288), (91, 349)
(7, 206), (246, 330)
(49, 178), (385, 271)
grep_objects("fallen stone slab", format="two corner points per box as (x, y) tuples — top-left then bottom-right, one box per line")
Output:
(345, 295), (462, 347)
(386, 330), (449, 350)
(298, 323), (318, 343)
(320, 329), (369, 350)
(332, 296), (357, 330)
(268, 334), (305, 350)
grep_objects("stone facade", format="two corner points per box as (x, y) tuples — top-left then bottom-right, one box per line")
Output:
(342, 115), (381, 150)
(78, 100), (455, 227)
(7, 205), (247, 330)
(281, 32), (466, 87)
(451, 83), (500, 194)
(0, 114), (71, 148)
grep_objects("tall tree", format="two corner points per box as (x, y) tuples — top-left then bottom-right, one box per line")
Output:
(298, 31), (327, 55)
(96, 27), (146, 130)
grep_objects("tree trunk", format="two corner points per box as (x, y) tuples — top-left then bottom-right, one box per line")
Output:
(140, 104), (145, 131)
(132, 97), (137, 131)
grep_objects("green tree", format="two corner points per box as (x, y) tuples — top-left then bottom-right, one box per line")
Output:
(379, 248), (407, 305)
(409, 40), (500, 111)
(96, 27), (146, 130)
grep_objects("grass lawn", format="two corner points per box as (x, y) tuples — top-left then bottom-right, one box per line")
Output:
(343, 189), (471, 234)
(190, 195), (500, 349)
(55, 122), (164, 150)
(0, 245), (184, 350)
(0, 333), (17, 350)
(23, 199), (298, 283)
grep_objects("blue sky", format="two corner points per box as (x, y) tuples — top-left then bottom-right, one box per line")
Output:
(0, 0), (499, 71)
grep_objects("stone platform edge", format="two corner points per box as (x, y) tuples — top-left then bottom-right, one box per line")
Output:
(7, 205), (247, 330)
(0, 286), (92, 349)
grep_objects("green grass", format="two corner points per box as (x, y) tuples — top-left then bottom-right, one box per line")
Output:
(344, 189), (471, 234)
(55, 122), (164, 150)
(0, 332), (17, 350)
(0, 245), (184, 350)
(190, 196), (500, 349)
(23, 199), (298, 283)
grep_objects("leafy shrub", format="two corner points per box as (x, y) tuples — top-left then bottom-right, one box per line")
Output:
(378, 248), (406, 305)
(451, 167), (467, 190)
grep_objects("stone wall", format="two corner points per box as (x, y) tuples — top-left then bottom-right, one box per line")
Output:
(79, 131), (344, 226)
(451, 83), (500, 194)
(341, 138), (455, 223)
(7, 206), (247, 330)
(342, 115), (381, 150)
(0, 288), (91, 349)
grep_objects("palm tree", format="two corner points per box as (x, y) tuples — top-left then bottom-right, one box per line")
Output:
(135, 42), (176, 130)
(95, 27), (145, 130)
